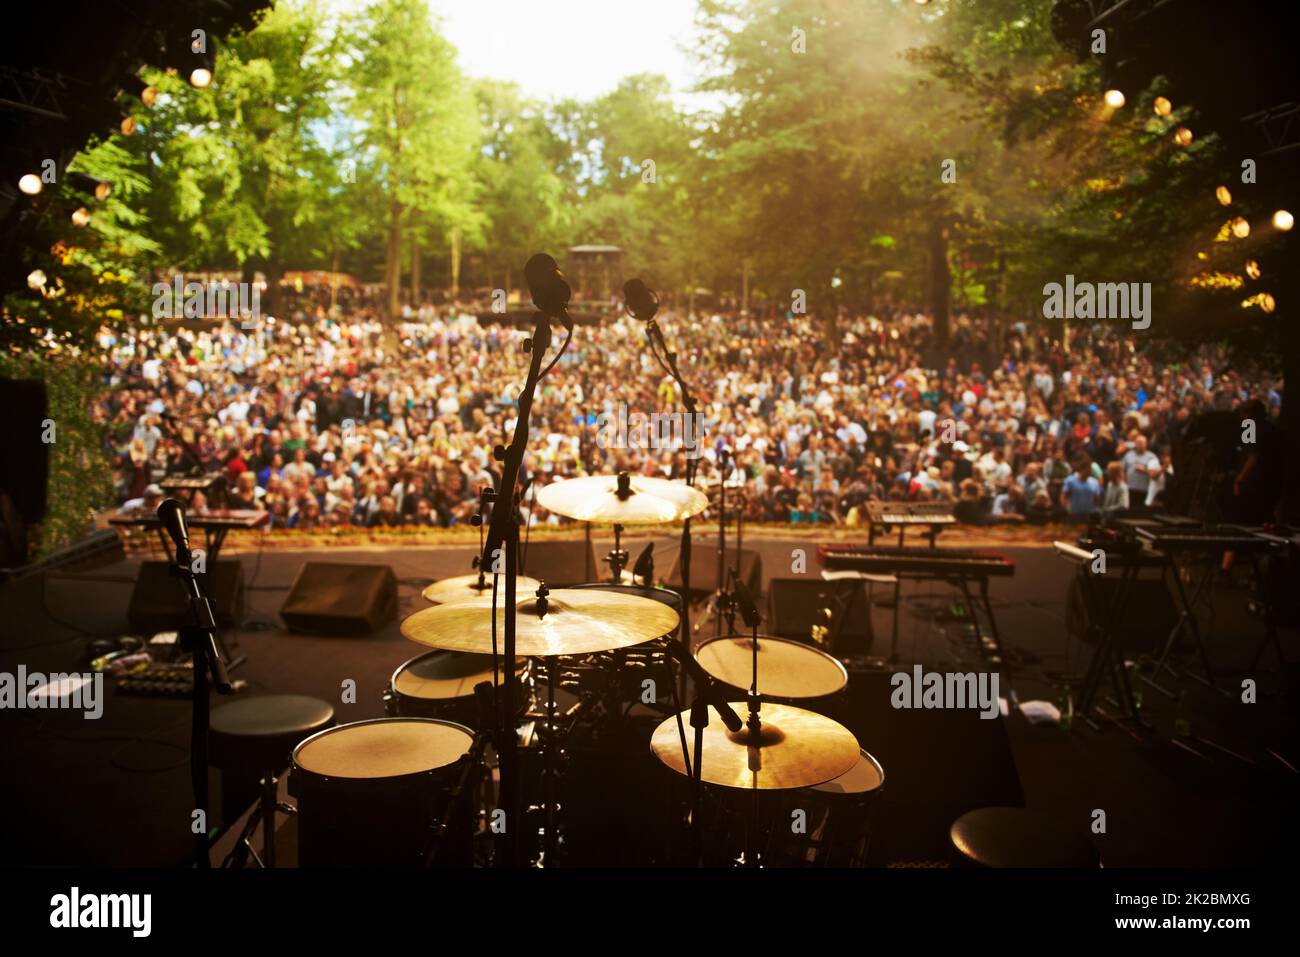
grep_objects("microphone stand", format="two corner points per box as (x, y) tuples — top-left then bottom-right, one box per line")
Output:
(642, 317), (698, 700)
(482, 311), (570, 867)
(171, 539), (232, 869)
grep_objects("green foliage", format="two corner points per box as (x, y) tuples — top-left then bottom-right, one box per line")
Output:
(0, 352), (114, 558)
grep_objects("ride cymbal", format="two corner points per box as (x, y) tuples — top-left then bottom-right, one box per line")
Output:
(401, 587), (679, 657)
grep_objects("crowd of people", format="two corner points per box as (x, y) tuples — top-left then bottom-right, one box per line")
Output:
(98, 285), (1284, 532)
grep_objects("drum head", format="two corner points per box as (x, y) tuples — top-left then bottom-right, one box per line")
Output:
(294, 718), (472, 779)
(695, 635), (847, 699)
(811, 749), (884, 795)
(393, 651), (503, 701)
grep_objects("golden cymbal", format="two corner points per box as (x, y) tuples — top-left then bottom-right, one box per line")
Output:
(422, 573), (542, 604)
(650, 702), (859, 790)
(536, 475), (708, 525)
(401, 588), (679, 657)
(695, 635), (848, 699)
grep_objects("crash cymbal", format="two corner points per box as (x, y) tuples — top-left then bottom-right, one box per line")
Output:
(650, 702), (859, 790)
(422, 573), (542, 604)
(536, 474), (708, 525)
(694, 635), (848, 699)
(401, 588), (679, 657)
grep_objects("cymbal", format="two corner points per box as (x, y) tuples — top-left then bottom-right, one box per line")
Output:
(536, 475), (708, 525)
(422, 573), (542, 605)
(695, 635), (848, 699)
(401, 588), (679, 657)
(650, 702), (858, 790)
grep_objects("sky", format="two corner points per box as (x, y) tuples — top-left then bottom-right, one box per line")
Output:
(327, 0), (710, 103)
(430, 0), (706, 101)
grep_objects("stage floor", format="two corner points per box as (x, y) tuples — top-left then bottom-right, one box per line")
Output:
(1, 532), (1296, 867)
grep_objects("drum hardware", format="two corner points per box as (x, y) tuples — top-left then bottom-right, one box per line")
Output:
(423, 683), (496, 867)
(605, 522), (630, 585)
(696, 458), (747, 639)
(219, 775), (297, 869)
(694, 563), (744, 638)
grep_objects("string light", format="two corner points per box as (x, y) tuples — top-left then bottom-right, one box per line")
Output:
(1153, 96), (1172, 116)
(1104, 89), (1126, 108)
(18, 174), (42, 195)
(1230, 217), (1251, 238)
(1174, 127), (1193, 146)
(1273, 209), (1294, 231)
(1215, 186), (1232, 206)
(1245, 260), (1261, 280)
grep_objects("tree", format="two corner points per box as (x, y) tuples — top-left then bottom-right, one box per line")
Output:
(345, 0), (479, 319)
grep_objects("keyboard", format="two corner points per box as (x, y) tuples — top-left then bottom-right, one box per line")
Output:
(819, 544), (1015, 578)
(866, 502), (957, 526)
(1134, 526), (1279, 552)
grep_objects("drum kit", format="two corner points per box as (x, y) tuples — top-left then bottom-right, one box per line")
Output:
(288, 471), (884, 868)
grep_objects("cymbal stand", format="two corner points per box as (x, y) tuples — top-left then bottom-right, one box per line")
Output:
(741, 612), (763, 868)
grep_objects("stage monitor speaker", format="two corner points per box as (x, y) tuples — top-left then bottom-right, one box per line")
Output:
(519, 539), (599, 587)
(664, 544), (762, 597)
(1066, 574), (1178, 655)
(767, 577), (873, 656)
(280, 562), (396, 636)
(128, 560), (245, 633)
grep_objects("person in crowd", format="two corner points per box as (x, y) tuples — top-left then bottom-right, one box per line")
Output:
(1100, 460), (1130, 516)
(1060, 459), (1102, 518)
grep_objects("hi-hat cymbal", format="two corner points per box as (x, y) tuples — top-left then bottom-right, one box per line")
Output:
(422, 573), (542, 605)
(536, 475), (708, 525)
(401, 588), (679, 657)
(650, 702), (859, 790)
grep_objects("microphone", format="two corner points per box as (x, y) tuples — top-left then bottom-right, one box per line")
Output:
(632, 542), (654, 584)
(623, 278), (659, 322)
(156, 498), (191, 563)
(524, 253), (572, 330)
(662, 640), (743, 733)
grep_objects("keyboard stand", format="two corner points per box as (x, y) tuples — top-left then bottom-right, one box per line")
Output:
(1053, 542), (1146, 731)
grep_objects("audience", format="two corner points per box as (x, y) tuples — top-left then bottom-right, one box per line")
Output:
(95, 287), (1282, 529)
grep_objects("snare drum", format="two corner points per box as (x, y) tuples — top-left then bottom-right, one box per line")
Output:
(289, 717), (477, 867)
(694, 634), (848, 700)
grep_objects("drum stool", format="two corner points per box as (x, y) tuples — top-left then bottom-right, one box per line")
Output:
(949, 806), (1100, 868)
(209, 694), (335, 867)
